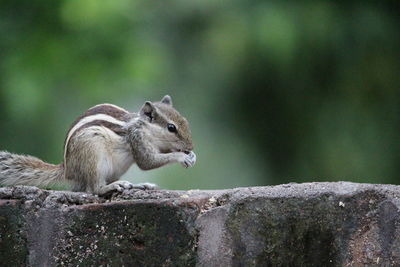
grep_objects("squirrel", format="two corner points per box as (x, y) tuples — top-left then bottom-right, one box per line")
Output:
(0, 95), (196, 196)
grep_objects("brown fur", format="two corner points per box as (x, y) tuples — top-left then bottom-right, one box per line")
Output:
(0, 151), (64, 187)
(154, 103), (193, 151)
(64, 104), (129, 146)
(64, 120), (127, 159)
(0, 96), (195, 195)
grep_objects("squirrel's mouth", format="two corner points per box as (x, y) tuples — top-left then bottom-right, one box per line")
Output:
(177, 149), (191, 154)
(161, 148), (191, 154)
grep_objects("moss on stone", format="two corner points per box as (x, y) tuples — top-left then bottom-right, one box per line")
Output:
(0, 200), (27, 266)
(52, 201), (198, 266)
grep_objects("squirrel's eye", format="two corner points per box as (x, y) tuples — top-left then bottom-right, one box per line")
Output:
(167, 123), (177, 133)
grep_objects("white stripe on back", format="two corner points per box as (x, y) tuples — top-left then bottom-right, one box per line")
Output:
(90, 103), (130, 113)
(64, 114), (127, 157)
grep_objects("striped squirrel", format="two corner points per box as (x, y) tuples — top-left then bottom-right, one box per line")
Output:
(0, 95), (196, 196)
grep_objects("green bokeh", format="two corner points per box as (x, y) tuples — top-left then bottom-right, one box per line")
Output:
(1, 0), (399, 190)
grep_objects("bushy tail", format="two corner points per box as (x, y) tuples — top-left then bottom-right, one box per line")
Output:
(0, 151), (65, 188)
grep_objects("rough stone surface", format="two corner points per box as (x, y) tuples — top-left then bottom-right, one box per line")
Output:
(1, 182), (400, 266)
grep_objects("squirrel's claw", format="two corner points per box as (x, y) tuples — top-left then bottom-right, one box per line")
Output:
(181, 151), (196, 168)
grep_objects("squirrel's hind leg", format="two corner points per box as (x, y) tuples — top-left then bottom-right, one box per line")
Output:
(96, 181), (159, 197)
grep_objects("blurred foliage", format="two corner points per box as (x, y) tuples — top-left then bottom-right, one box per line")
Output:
(0, 0), (399, 189)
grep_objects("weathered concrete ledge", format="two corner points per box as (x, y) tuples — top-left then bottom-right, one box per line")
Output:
(1, 182), (400, 266)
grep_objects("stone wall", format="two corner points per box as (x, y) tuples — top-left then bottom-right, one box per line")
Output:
(1, 182), (400, 266)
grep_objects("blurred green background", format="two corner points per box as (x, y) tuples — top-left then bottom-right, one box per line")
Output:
(1, 0), (399, 190)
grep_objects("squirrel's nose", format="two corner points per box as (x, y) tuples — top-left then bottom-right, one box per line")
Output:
(186, 144), (194, 151)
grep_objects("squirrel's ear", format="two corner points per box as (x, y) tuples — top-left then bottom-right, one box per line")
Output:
(161, 95), (173, 106)
(140, 101), (156, 121)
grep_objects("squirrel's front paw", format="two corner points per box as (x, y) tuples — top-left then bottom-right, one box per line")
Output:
(179, 151), (196, 168)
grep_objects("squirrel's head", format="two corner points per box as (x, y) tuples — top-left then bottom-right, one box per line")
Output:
(138, 95), (194, 153)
